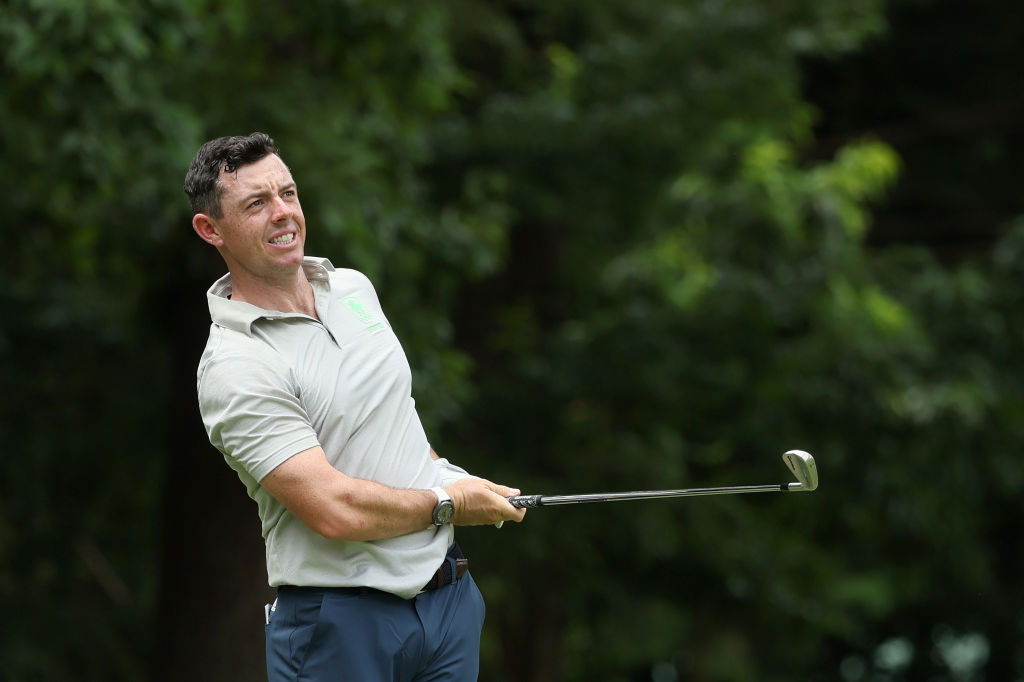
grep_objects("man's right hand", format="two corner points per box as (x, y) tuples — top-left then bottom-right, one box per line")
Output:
(446, 477), (527, 526)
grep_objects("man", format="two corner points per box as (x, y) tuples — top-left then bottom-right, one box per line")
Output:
(184, 132), (526, 681)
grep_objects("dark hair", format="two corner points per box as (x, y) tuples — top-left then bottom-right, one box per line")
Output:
(184, 132), (280, 218)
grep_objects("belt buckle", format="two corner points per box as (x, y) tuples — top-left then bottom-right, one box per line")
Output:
(422, 555), (470, 592)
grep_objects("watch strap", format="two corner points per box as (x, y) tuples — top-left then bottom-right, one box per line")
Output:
(430, 486), (451, 504)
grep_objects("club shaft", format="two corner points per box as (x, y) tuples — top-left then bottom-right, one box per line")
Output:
(508, 482), (806, 508)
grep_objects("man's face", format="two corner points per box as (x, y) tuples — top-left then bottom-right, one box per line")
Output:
(201, 154), (306, 281)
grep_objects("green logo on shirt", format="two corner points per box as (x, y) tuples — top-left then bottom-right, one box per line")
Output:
(343, 297), (384, 331)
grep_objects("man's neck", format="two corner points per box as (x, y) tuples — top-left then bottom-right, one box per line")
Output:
(227, 265), (318, 318)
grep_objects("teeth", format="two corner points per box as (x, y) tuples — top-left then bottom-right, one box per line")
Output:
(270, 233), (295, 244)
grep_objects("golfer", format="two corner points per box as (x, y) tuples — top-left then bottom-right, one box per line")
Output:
(185, 132), (526, 681)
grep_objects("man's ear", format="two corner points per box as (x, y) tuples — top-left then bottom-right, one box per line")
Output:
(193, 213), (223, 246)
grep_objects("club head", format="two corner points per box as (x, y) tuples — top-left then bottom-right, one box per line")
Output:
(782, 450), (818, 491)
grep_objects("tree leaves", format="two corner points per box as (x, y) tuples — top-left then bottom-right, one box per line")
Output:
(3, 0), (1021, 680)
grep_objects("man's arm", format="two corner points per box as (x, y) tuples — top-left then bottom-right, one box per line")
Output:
(261, 446), (526, 541)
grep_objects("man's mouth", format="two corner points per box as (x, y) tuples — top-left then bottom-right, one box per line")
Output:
(269, 233), (296, 245)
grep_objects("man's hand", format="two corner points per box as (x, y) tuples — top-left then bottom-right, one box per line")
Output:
(446, 477), (527, 526)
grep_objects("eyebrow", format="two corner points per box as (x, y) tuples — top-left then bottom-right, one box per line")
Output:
(238, 182), (297, 207)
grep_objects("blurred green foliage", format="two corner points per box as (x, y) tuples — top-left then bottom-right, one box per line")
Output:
(1, 0), (1021, 680)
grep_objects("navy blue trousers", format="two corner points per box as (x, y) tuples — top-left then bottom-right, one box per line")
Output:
(266, 572), (486, 681)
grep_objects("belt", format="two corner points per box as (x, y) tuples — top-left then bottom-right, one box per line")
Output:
(278, 543), (469, 597)
(421, 543), (469, 592)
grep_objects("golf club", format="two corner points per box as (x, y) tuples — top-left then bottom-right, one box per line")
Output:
(507, 450), (817, 508)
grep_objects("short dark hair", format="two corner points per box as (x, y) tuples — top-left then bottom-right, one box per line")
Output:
(184, 132), (280, 218)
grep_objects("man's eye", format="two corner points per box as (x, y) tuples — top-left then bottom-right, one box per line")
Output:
(248, 199), (262, 209)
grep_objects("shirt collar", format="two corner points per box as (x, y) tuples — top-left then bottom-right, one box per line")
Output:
(206, 256), (335, 336)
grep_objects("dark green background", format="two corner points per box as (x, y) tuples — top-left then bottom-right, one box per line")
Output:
(2, 0), (1022, 680)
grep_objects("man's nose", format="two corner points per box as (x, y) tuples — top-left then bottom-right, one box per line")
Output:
(270, 195), (293, 220)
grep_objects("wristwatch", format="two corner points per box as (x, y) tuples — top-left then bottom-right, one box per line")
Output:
(430, 486), (455, 526)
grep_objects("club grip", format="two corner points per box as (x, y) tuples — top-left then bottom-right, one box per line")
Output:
(507, 494), (543, 509)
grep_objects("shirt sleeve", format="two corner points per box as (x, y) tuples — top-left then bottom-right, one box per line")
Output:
(432, 457), (475, 487)
(198, 350), (321, 483)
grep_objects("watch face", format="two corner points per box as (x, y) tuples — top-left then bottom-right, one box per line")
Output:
(433, 500), (455, 525)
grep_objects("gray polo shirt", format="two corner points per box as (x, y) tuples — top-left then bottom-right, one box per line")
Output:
(197, 257), (452, 598)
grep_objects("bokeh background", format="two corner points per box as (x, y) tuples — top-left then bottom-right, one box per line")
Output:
(3, 0), (1023, 680)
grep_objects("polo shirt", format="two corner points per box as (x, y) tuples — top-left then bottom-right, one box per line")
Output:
(197, 257), (452, 598)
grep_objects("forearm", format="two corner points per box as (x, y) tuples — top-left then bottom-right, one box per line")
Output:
(321, 474), (526, 538)
(262, 446), (526, 541)
(261, 446), (437, 541)
(317, 476), (438, 541)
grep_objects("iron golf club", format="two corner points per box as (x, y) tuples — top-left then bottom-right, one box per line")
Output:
(507, 450), (817, 508)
